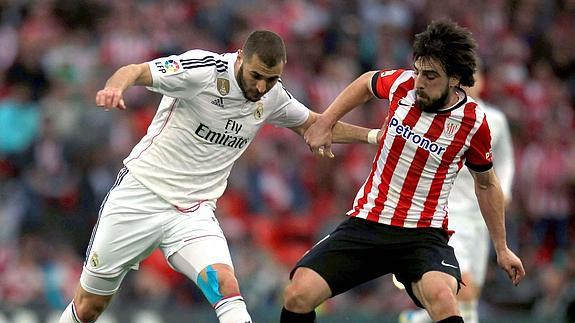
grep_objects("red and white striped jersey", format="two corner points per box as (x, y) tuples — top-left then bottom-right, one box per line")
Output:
(347, 69), (493, 230)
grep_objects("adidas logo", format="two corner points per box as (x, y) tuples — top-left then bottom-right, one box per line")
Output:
(211, 97), (225, 108)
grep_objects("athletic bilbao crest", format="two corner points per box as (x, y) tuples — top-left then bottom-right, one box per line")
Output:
(217, 78), (230, 96)
(443, 121), (460, 138)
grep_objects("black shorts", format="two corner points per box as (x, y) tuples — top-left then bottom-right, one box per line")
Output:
(291, 216), (462, 308)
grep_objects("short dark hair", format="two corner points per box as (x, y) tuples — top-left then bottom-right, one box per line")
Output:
(412, 20), (478, 87)
(242, 30), (287, 67)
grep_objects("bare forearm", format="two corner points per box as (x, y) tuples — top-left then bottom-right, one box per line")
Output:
(332, 121), (377, 144)
(476, 176), (507, 251)
(96, 63), (152, 110)
(472, 169), (525, 285)
(293, 111), (379, 145)
(321, 72), (375, 127)
(105, 63), (152, 91)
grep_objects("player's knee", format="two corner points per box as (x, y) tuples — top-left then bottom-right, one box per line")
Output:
(283, 281), (315, 313)
(197, 264), (240, 306)
(426, 284), (457, 309)
(217, 269), (240, 296)
(74, 293), (110, 322)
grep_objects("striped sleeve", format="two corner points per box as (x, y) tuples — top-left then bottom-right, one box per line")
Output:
(147, 49), (225, 99)
(464, 116), (493, 172)
(370, 69), (405, 99)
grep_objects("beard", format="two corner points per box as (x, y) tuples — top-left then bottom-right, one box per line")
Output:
(236, 64), (260, 102)
(416, 87), (450, 112)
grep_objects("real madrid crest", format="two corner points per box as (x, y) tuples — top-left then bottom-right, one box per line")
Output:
(254, 102), (264, 119)
(90, 251), (99, 268)
(216, 78), (230, 96)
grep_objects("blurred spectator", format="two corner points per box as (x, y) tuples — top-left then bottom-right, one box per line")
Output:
(0, 81), (40, 168)
(518, 128), (573, 262)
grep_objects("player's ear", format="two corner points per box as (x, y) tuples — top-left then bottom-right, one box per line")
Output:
(449, 75), (460, 88)
(237, 49), (243, 63)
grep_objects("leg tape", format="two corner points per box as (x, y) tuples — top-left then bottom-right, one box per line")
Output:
(197, 265), (223, 305)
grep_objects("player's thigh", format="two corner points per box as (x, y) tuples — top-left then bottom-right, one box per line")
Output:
(393, 227), (462, 308)
(167, 234), (236, 305)
(162, 205), (233, 279)
(411, 271), (459, 309)
(290, 217), (391, 298)
(287, 267), (332, 304)
(162, 206), (240, 302)
(166, 235), (234, 285)
(84, 170), (166, 284)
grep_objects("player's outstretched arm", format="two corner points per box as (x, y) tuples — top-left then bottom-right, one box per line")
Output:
(290, 111), (381, 158)
(301, 71), (378, 157)
(470, 168), (526, 285)
(95, 63), (152, 111)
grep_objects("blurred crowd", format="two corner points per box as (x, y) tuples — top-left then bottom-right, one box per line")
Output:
(0, 0), (574, 321)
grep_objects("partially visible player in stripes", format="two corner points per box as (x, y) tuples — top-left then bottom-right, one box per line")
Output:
(281, 20), (524, 323)
(59, 30), (382, 323)
(398, 69), (515, 323)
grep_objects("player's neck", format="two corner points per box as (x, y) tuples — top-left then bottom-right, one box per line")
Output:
(440, 88), (464, 111)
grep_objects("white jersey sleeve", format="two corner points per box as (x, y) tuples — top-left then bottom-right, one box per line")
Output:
(487, 104), (514, 199)
(147, 49), (224, 99)
(265, 82), (309, 128)
(448, 101), (514, 221)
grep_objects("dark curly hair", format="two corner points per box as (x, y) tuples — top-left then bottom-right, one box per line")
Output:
(413, 20), (478, 87)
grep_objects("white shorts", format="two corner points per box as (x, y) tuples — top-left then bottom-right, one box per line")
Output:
(448, 213), (489, 287)
(80, 168), (233, 295)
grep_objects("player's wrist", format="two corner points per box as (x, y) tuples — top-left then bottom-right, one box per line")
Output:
(494, 242), (508, 254)
(316, 113), (339, 129)
(367, 129), (380, 145)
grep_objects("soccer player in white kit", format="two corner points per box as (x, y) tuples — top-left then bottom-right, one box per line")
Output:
(280, 20), (524, 323)
(59, 30), (382, 323)
(398, 70), (515, 323)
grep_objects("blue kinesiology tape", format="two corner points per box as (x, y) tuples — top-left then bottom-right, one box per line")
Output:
(197, 265), (223, 305)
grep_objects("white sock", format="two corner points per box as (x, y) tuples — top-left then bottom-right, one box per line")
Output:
(214, 296), (252, 323)
(59, 301), (85, 323)
(458, 300), (478, 323)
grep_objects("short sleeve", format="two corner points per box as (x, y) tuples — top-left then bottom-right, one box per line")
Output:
(370, 69), (404, 99)
(266, 85), (310, 128)
(464, 117), (493, 172)
(146, 49), (219, 99)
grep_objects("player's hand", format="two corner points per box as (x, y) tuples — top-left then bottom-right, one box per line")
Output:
(304, 116), (335, 158)
(96, 87), (126, 111)
(496, 247), (525, 286)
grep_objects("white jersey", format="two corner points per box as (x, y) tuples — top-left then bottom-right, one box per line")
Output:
(123, 50), (309, 210)
(448, 101), (514, 223)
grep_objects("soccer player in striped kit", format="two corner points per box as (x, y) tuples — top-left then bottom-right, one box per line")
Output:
(398, 68), (516, 323)
(59, 30), (382, 323)
(281, 20), (525, 323)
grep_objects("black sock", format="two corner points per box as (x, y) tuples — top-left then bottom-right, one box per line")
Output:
(436, 316), (464, 323)
(280, 307), (316, 323)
